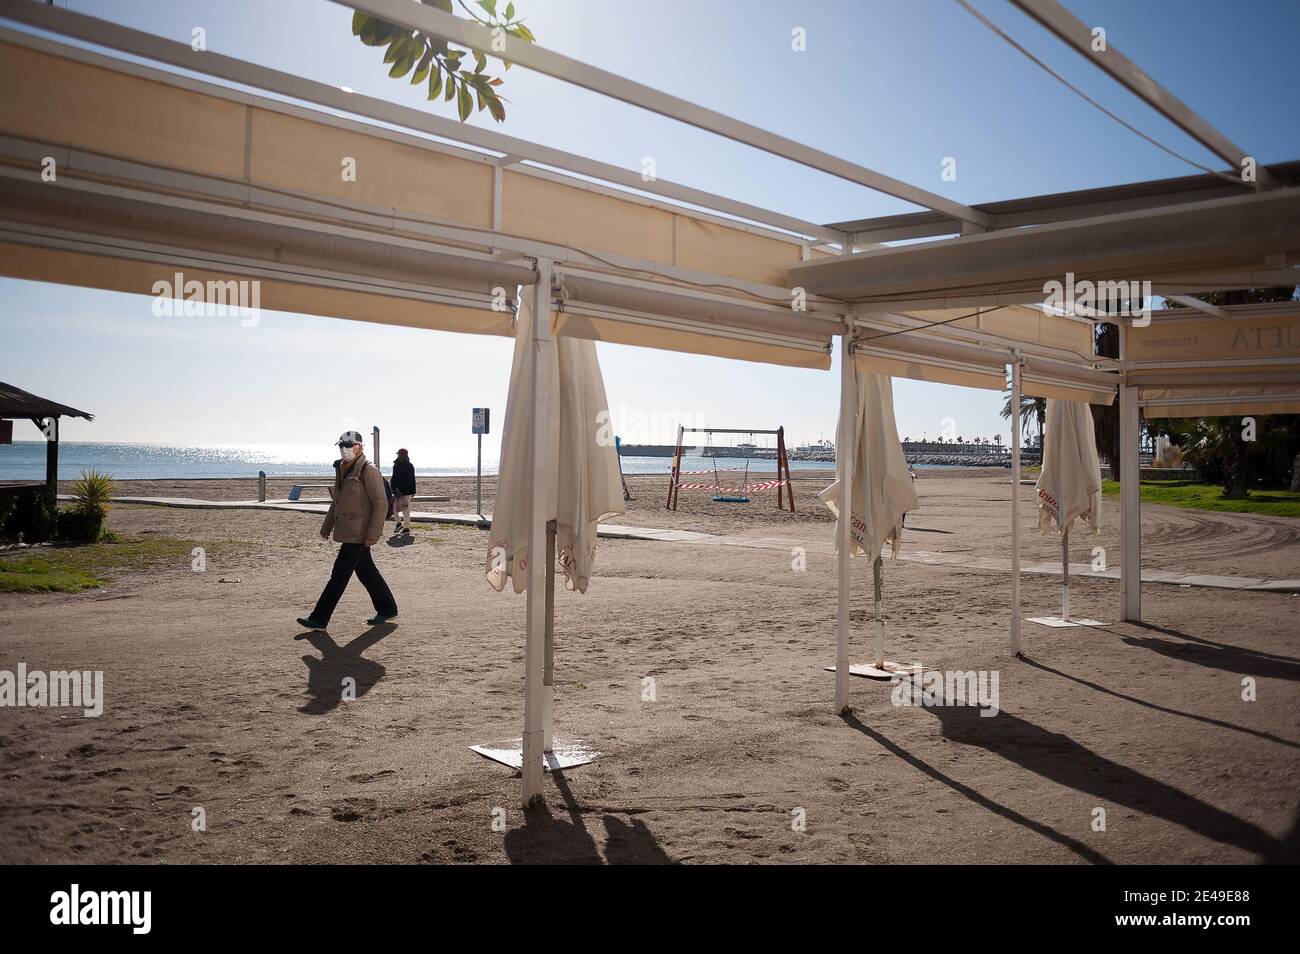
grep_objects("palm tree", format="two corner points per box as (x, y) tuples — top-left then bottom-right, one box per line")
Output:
(1001, 391), (1045, 450)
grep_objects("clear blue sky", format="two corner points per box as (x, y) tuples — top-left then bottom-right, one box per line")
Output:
(4, 0), (1299, 462)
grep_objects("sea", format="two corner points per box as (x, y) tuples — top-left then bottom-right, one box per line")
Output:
(0, 441), (851, 481)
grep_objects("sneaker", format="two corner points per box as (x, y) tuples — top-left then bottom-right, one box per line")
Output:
(367, 612), (398, 625)
(393, 523), (405, 535)
(296, 616), (328, 631)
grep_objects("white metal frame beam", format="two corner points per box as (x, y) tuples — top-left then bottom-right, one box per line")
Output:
(834, 329), (855, 713)
(1009, 0), (1273, 188)
(1164, 295), (1231, 320)
(1118, 385), (1143, 621)
(826, 161), (1296, 244)
(1009, 354), (1023, 655)
(340, 0), (992, 230)
(522, 258), (555, 804)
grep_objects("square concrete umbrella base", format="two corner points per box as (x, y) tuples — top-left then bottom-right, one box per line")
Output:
(1027, 616), (1105, 628)
(824, 662), (923, 681)
(469, 738), (599, 772)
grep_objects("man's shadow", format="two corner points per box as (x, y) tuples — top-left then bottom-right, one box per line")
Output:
(295, 624), (395, 714)
(502, 769), (674, 864)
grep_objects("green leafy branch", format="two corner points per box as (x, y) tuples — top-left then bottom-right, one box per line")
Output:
(352, 0), (533, 122)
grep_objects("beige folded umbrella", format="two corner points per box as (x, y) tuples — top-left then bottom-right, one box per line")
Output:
(820, 371), (919, 674)
(1032, 398), (1103, 627)
(476, 291), (625, 779)
(485, 295), (625, 594)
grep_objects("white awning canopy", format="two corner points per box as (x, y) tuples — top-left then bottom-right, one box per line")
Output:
(556, 270), (838, 369)
(790, 189), (1300, 309)
(0, 25), (836, 349)
(1126, 302), (1300, 416)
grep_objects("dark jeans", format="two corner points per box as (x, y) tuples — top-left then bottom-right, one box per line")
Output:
(311, 543), (397, 624)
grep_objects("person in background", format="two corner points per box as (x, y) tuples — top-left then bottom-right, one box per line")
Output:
(903, 460), (918, 528)
(296, 430), (398, 631)
(390, 448), (416, 535)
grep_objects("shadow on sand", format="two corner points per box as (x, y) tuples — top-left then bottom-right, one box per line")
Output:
(296, 623), (395, 714)
(886, 700), (1291, 862)
(1119, 633), (1300, 683)
(502, 770), (674, 865)
(1021, 655), (1300, 751)
(842, 711), (1111, 864)
(1107, 623), (1300, 686)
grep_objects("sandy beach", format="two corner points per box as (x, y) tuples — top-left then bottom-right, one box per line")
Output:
(2, 470), (1298, 864)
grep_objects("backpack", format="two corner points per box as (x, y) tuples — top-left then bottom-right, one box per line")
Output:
(355, 460), (395, 519)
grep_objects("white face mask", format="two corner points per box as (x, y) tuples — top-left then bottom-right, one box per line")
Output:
(339, 444), (357, 461)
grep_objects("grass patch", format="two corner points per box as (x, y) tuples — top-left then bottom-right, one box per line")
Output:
(1101, 479), (1300, 518)
(0, 557), (105, 593)
(0, 534), (246, 594)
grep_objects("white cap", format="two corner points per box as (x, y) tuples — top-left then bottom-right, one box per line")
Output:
(337, 430), (365, 446)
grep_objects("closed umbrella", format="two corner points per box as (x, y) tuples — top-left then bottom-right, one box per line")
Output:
(820, 371), (919, 676)
(475, 290), (625, 783)
(485, 297), (625, 593)
(1031, 397), (1103, 627)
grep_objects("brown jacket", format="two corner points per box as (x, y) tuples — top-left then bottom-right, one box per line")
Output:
(321, 455), (387, 544)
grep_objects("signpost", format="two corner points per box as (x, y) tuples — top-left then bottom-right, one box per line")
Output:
(472, 408), (490, 520)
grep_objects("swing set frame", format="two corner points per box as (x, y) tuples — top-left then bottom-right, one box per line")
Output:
(665, 426), (795, 511)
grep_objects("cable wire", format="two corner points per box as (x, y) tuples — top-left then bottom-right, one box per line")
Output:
(953, 0), (1245, 186)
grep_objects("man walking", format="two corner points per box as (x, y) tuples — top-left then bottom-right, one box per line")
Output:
(390, 447), (416, 535)
(297, 430), (398, 631)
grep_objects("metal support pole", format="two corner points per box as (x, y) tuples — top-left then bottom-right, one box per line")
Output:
(1119, 382), (1143, 622)
(872, 556), (884, 667)
(1061, 527), (1070, 622)
(476, 432), (483, 517)
(1010, 355), (1022, 656)
(835, 332), (855, 713)
(43, 416), (58, 502)
(372, 426), (380, 467)
(543, 519), (556, 754)
(522, 258), (554, 805)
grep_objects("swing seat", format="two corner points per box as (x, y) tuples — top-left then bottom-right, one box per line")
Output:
(712, 495), (750, 503)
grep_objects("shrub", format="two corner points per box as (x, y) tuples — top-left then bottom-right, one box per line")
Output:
(53, 470), (116, 543)
(0, 488), (57, 544)
(71, 469), (115, 519)
(57, 508), (104, 543)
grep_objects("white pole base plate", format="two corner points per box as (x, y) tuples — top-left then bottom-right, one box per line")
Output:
(824, 661), (923, 681)
(469, 737), (599, 772)
(1026, 616), (1106, 628)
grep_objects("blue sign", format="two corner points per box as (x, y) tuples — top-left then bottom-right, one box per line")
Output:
(472, 407), (490, 435)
